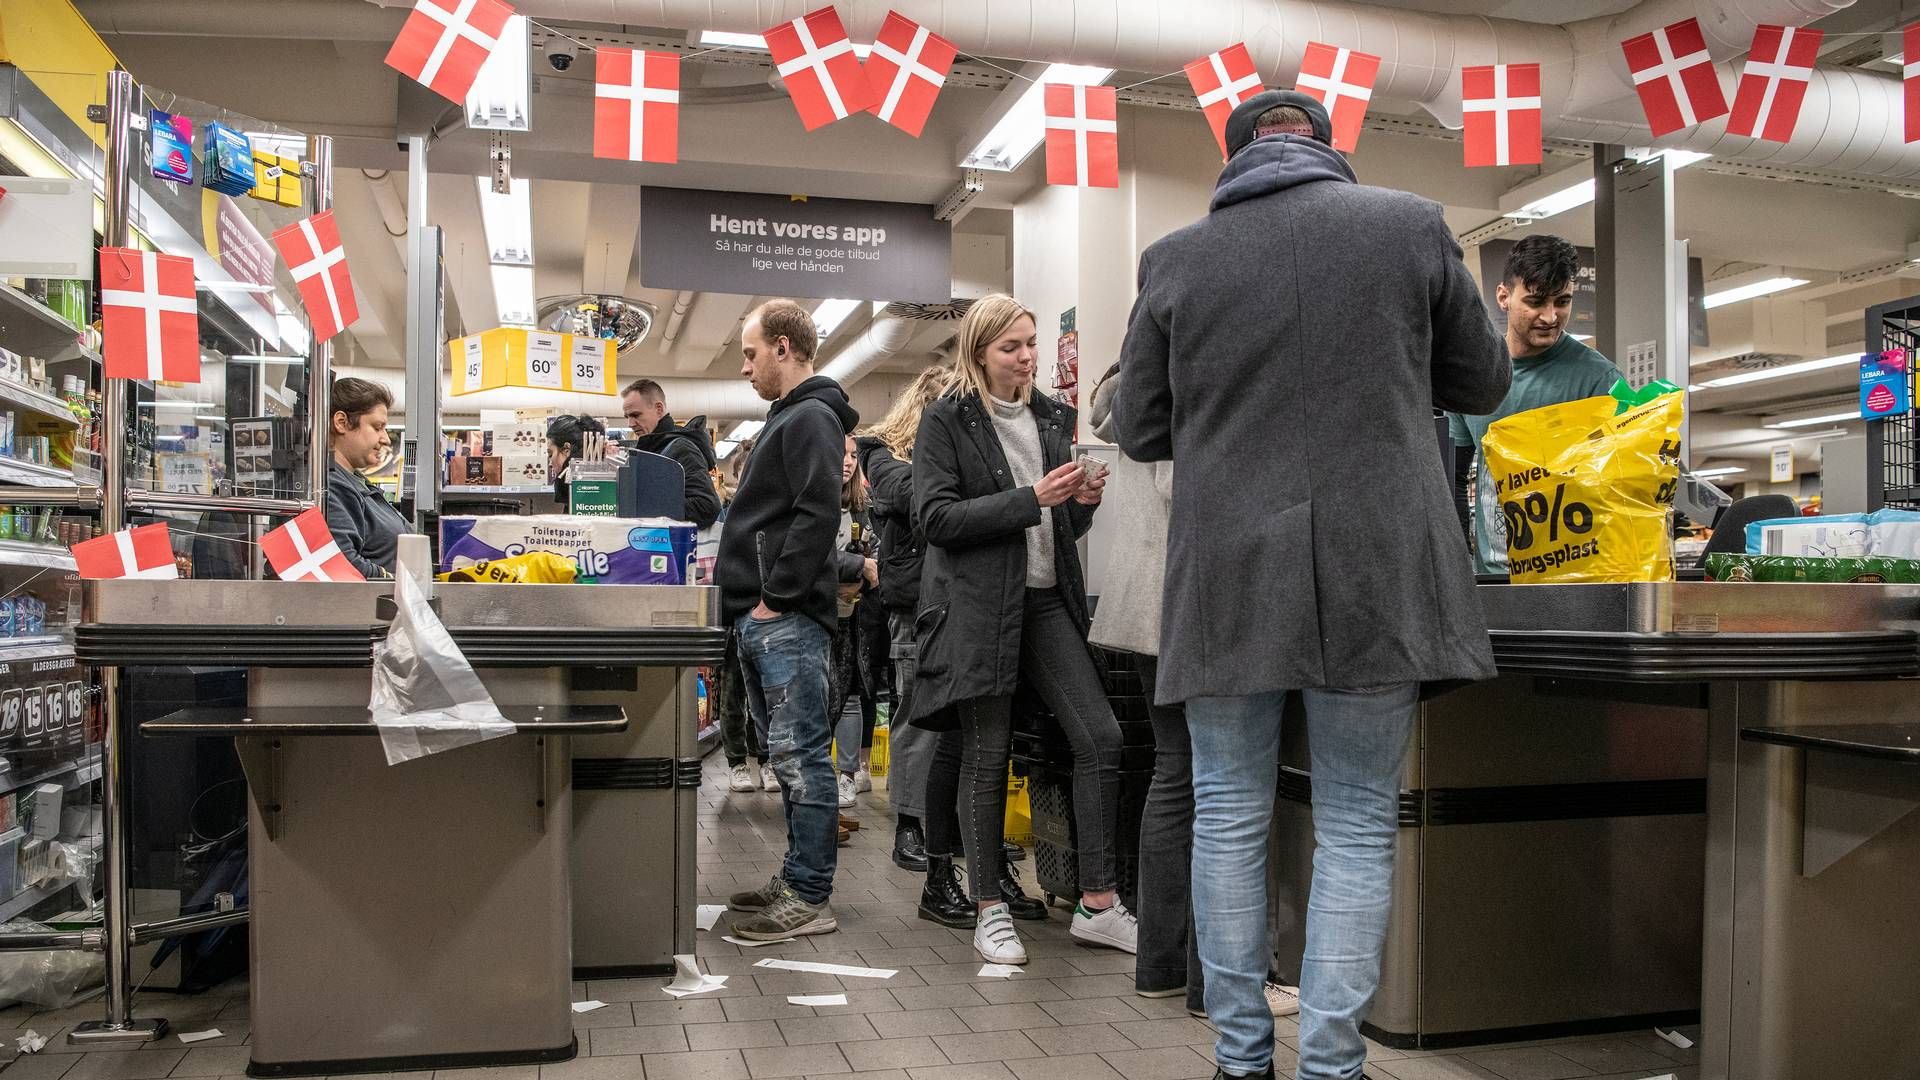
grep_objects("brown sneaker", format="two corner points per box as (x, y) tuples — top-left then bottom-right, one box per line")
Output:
(838, 826), (852, 845)
(839, 814), (860, 831)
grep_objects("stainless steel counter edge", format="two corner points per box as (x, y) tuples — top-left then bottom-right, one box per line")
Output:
(1478, 582), (1920, 634)
(82, 580), (721, 630)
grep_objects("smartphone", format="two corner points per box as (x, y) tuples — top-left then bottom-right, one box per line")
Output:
(1075, 453), (1110, 481)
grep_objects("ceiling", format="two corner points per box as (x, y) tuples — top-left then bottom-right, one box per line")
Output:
(68, 0), (1920, 481)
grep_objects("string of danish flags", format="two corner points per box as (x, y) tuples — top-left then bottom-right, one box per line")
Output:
(69, 0), (1916, 580)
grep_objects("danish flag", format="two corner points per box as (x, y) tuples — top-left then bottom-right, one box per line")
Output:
(1184, 44), (1264, 158)
(1295, 42), (1380, 152)
(865, 11), (956, 138)
(1906, 23), (1920, 144)
(1728, 25), (1822, 143)
(263, 508), (365, 584)
(271, 212), (359, 345)
(1623, 18), (1729, 137)
(72, 524), (177, 581)
(1461, 64), (1542, 168)
(100, 248), (199, 383)
(764, 7), (876, 131)
(383, 0), (516, 105)
(594, 48), (680, 163)
(1043, 84), (1119, 188)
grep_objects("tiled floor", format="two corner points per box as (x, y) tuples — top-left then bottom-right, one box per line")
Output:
(0, 754), (1702, 1080)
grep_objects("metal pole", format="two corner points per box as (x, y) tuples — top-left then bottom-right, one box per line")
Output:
(403, 136), (440, 522)
(308, 134), (334, 505)
(70, 67), (167, 1045)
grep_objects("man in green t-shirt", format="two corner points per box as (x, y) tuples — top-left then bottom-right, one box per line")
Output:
(1448, 235), (1624, 575)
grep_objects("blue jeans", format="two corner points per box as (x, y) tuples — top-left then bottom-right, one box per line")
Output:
(1188, 685), (1418, 1080)
(736, 611), (839, 905)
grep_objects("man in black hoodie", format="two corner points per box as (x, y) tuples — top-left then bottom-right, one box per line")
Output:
(621, 379), (721, 529)
(718, 299), (860, 941)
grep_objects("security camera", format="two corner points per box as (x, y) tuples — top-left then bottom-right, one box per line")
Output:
(547, 39), (577, 71)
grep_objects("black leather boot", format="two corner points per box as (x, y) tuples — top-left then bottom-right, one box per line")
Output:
(892, 819), (928, 872)
(999, 860), (1049, 921)
(917, 855), (974, 927)
(1002, 839), (1027, 862)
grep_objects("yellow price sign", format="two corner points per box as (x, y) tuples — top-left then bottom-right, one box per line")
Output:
(447, 328), (617, 395)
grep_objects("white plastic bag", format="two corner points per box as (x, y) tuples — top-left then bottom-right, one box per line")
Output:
(369, 570), (515, 766)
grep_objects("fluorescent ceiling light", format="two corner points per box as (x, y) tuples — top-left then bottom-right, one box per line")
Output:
(196, 281), (274, 294)
(715, 440), (740, 459)
(1766, 410), (1858, 430)
(194, 415), (227, 424)
(962, 63), (1114, 172)
(227, 354), (306, 364)
(1694, 353), (1860, 390)
(698, 30), (871, 57)
(1504, 178), (1595, 221)
(813, 298), (861, 338)
(467, 15), (531, 132)
(1691, 466), (1747, 479)
(477, 177), (534, 267)
(139, 401), (207, 410)
(729, 420), (766, 440)
(1702, 276), (1808, 310)
(491, 265), (538, 328)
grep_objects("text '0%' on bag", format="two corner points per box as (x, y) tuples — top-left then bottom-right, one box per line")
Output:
(1480, 389), (1685, 584)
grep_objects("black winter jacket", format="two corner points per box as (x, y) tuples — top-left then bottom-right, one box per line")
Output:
(325, 459), (411, 579)
(715, 376), (860, 632)
(907, 390), (1096, 729)
(635, 413), (721, 529)
(856, 435), (922, 614)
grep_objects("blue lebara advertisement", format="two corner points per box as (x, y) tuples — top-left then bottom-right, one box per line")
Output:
(1859, 349), (1911, 421)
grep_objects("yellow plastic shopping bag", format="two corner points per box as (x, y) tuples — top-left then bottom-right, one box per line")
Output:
(1481, 389), (1684, 583)
(1004, 773), (1033, 845)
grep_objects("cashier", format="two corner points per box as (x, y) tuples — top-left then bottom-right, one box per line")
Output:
(1448, 234), (1624, 576)
(325, 377), (413, 579)
(547, 414), (607, 501)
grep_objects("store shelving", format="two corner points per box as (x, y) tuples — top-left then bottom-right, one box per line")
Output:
(0, 754), (101, 802)
(0, 382), (79, 428)
(442, 485), (553, 496)
(0, 543), (74, 573)
(0, 457), (79, 489)
(0, 284), (84, 357)
(0, 878), (77, 923)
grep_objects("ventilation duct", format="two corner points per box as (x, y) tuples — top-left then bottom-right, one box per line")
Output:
(499, 0), (1920, 178)
(818, 300), (970, 389)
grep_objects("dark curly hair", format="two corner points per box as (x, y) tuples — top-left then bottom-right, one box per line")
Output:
(546, 414), (606, 460)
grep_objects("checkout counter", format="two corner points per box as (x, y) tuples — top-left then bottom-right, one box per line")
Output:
(78, 578), (723, 1077)
(1267, 581), (1920, 1079)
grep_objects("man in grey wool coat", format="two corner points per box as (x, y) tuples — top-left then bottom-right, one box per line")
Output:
(1112, 90), (1510, 1080)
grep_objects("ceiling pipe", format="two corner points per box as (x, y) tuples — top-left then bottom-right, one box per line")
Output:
(657, 291), (695, 354)
(500, 0), (1920, 178)
(818, 314), (921, 390)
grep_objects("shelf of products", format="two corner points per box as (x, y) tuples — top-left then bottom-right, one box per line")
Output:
(0, 754), (98, 802)
(0, 543), (77, 574)
(0, 381), (78, 428)
(0, 284), (83, 355)
(0, 458), (77, 488)
(442, 485), (553, 496)
(0, 877), (74, 923)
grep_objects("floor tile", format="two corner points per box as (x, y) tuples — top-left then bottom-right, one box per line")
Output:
(539, 1057), (648, 1080)
(1008, 1054), (1122, 1080)
(1461, 1047), (1596, 1080)
(592, 1026), (692, 1057)
(838, 1037), (947, 1072)
(1096, 1046), (1215, 1080)
(1108, 1020), (1215, 1051)
(741, 1044), (850, 1079)
(929, 1032), (1043, 1065)
(1038, 1000), (1143, 1027)
(901, 1064), (1015, 1080)
(775, 1017), (881, 1047)
(866, 1012), (971, 1041)
(169, 1048), (249, 1078)
(644, 1050), (751, 1080)
(687, 1022), (787, 1052)
(1374, 1058), (1505, 1080)
(1547, 1039), (1677, 1076)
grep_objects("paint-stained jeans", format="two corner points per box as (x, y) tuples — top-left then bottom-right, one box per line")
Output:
(736, 610), (838, 905)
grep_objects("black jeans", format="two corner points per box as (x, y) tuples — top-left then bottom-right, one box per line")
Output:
(955, 587), (1122, 903)
(717, 628), (760, 768)
(1133, 653), (1205, 1006)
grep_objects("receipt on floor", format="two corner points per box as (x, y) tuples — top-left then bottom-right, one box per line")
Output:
(663, 954), (730, 997)
(177, 1030), (225, 1044)
(787, 993), (848, 1006)
(977, 964), (1022, 978)
(753, 957), (897, 979)
(697, 905), (726, 931)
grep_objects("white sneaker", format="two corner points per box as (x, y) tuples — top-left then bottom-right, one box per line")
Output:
(729, 763), (757, 792)
(837, 772), (858, 808)
(1071, 900), (1139, 953)
(855, 766), (873, 793)
(1263, 981), (1301, 1017)
(973, 903), (1028, 964)
(759, 763), (779, 791)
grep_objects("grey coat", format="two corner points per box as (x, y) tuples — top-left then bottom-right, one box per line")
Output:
(1086, 368), (1172, 658)
(1113, 134), (1510, 705)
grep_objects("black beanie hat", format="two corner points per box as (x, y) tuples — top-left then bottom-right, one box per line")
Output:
(1225, 89), (1334, 157)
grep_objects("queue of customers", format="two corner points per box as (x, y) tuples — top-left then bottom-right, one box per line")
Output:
(712, 88), (1526, 1080)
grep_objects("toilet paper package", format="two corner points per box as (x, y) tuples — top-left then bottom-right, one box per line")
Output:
(440, 514), (696, 584)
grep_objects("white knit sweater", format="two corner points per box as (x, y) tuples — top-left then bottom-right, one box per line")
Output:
(988, 394), (1057, 588)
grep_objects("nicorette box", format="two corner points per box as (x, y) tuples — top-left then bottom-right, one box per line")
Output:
(440, 515), (696, 584)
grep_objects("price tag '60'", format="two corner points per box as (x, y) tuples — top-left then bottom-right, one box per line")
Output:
(525, 333), (565, 389)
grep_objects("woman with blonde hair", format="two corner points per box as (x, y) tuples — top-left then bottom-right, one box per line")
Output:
(907, 294), (1134, 964)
